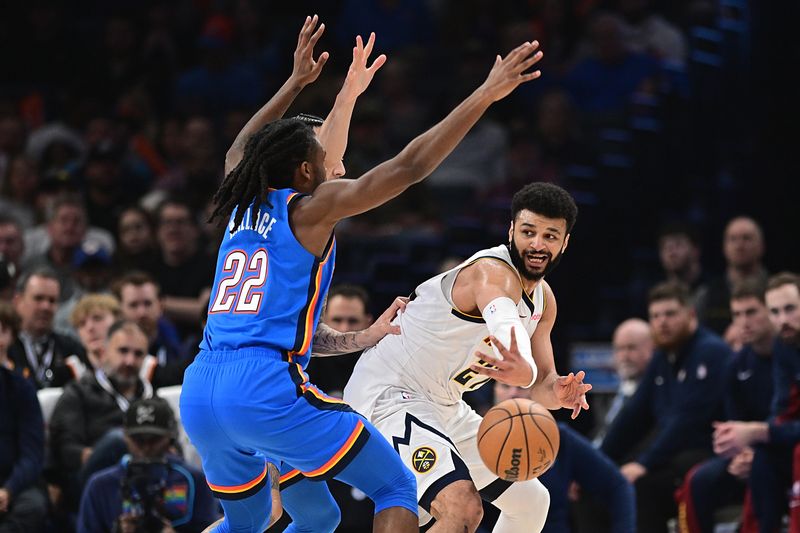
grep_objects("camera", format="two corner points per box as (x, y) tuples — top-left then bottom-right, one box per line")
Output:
(118, 459), (169, 533)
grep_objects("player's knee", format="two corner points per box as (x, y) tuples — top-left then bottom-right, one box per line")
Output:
(529, 479), (550, 514)
(430, 480), (483, 531)
(504, 479), (549, 516)
(289, 497), (340, 533)
(371, 467), (418, 514)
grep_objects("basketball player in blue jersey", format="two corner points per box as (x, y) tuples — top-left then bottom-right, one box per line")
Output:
(180, 13), (546, 533)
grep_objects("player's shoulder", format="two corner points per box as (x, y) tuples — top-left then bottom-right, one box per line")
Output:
(459, 257), (519, 291)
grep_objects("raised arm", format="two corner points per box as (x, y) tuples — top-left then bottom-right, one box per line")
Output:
(293, 41), (543, 235)
(224, 15), (329, 176)
(317, 32), (386, 175)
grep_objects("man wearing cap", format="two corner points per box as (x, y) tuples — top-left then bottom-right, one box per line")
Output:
(77, 397), (219, 532)
(52, 238), (116, 337)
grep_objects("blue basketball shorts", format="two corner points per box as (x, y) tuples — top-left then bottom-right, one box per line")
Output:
(179, 348), (371, 500)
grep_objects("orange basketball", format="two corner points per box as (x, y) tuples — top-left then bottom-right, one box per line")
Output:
(477, 398), (560, 481)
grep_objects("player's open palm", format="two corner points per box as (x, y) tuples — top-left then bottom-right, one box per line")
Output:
(481, 41), (543, 102)
(341, 32), (387, 101)
(471, 328), (535, 388)
(554, 371), (591, 419)
(291, 15), (329, 87)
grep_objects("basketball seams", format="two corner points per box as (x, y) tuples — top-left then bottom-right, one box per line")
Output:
(478, 399), (559, 481)
(514, 399), (530, 476)
(495, 415), (513, 475)
(528, 410), (557, 456)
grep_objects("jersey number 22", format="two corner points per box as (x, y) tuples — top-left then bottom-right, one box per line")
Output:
(209, 249), (268, 314)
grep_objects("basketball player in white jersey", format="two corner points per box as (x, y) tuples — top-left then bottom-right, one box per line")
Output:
(344, 182), (592, 532)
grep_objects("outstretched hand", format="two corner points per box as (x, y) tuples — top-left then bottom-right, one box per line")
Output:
(291, 15), (329, 88)
(554, 371), (591, 419)
(481, 40), (543, 102)
(470, 327), (536, 388)
(340, 32), (387, 102)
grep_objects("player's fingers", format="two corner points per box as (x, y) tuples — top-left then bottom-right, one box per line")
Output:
(368, 53), (387, 73)
(520, 71), (542, 83)
(313, 51), (329, 72)
(387, 325), (401, 335)
(518, 50), (544, 73)
(470, 364), (499, 378)
(364, 31), (376, 57)
(298, 15), (312, 46)
(574, 370), (586, 382)
(309, 22), (325, 48)
(356, 34), (364, 53)
(488, 335), (510, 356)
(508, 326), (519, 353)
(506, 41), (536, 65)
(302, 15), (318, 45)
(475, 350), (504, 367)
(580, 394), (590, 409)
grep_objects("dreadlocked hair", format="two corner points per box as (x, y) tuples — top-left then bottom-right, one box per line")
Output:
(208, 118), (318, 233)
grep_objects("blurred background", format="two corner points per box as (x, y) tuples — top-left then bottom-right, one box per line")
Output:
(1, 1), (799, 531)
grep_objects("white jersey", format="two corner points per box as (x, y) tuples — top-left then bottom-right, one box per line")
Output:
(345, 244), (545, 418)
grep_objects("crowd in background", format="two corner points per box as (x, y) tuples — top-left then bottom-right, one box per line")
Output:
(1, 0), (799, 532)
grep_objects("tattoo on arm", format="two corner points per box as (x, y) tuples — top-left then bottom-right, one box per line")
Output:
(268, 462), (280, 492)
(312, 322), (368, 356)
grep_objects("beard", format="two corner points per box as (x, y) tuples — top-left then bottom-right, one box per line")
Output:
(508, 241), (563, 281)
(779, 325), (800, 347)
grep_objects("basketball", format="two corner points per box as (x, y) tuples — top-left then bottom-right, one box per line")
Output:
(477, 398), (560, 482)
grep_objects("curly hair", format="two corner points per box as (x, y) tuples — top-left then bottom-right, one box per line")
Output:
(511, 182), (578, 232)
(208, 118), (318, 233)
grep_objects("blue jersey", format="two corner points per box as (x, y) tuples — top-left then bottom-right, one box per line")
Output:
(200, 189), (335, 367)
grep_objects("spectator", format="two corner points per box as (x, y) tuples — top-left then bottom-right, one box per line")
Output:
(112, 272), (185, 388)
(174, 15), (262, 118)
(712, 272), (800, 533)
(617, 0), (688, 65)
(81, 140), (127, 235)
(77, 397), (219, 532)
(22, 195), (111, 303)
(9, 268), (88, 388)
(703, 217), (768, 337)
(152, 199), (214, 337)
(0, 155), (38, 229)
(53, 240), (116, 336)
(0, 302), (47, 533)
(0, 303), (18, 370)
(593, 318), (654, 446)
(676, 278), (783, 533)
(565, 12), (661, 115)
(658, 222), (708, 315)
(113, 206), (158, 275)
(70, 294), (121, 369)
(0, 215), (24, 299)
(49, 320), (153, 507)
(495, 380), (636, 533)
(600, 281), (731, 533)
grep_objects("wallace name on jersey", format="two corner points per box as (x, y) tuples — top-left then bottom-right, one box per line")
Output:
(228, 205), (278, 240)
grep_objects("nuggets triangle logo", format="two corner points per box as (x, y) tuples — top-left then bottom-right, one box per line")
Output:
(412, 447), (437, 473)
